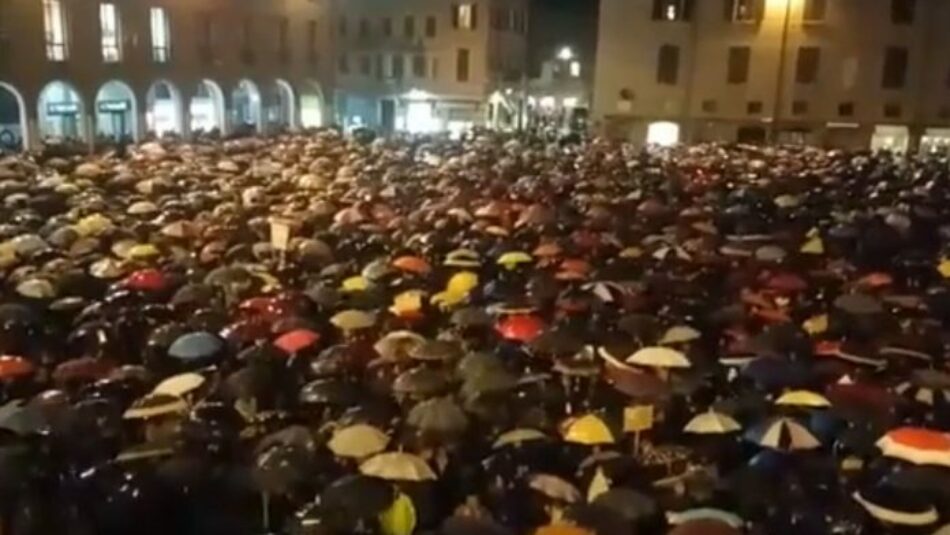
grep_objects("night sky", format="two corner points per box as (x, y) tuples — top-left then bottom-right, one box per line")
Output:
(528, 0), (600, 77)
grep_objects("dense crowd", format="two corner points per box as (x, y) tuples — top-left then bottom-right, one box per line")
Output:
(0, 131), (949, 534)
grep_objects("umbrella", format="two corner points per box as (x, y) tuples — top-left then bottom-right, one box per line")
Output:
(168, 332), (223, 361)
(534, 525), (594, 535)
(393, 367), (451, 397)
(528, 473), (581, 503)
(16, 278), (56, 299)
(667, 519), (741, 535)
(374, 330), (426, 361)
(123, 393), (188, 420)
(492, 428), (547, 449)
(775, 390), (832, 408)
(152, 372), (205, 397)
(496, 315), (545, 343)
(392, 255), (431, 275)
(359, 452), (437, 481)
(443, 249), (481, 268)
(896, 369), (950, 407)
(327, 423), (390, 459)
(407, 396), (469, 435)
(877, 428), (950, 467)
(0, 355), (36, 380)
(124, 269), (168, 292)
(834, 293), (884, 315)
(853, 484), (938, 526)
(410, 340), (463, 363)
(497, 251), (533, 270)
(274, 329), (320, 354)
(331, 309), (376, 331)
(666, 508), (743, 528)
(683, 410), (741, 434)
(626, 346), (691, 369)
(440, 516), (513, 535)
(562, 413), (616, 446)
(451, 307), (493, 328)
(0, 400), (46, 435)
(321, 474), (395, 519)
(592, 487), (657, 522)
(744, 417), (821, 451)
(299, 379), (360, 406)
(658, 325), (701, 345)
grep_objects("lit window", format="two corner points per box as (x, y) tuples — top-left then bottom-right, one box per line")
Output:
(150, 7), (171, 63)
(453, 4), (476, 30)
(43, 0), (68, 61)
(652, 0), (689, 22)
(731, 0), (760, 22)
(570, 61), (581, 77)
(99, 3), (121, 62)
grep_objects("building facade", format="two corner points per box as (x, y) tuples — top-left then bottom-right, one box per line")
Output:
(0, 0), (334, 149)
(331, 0), (529, 134)
(593, 0), (950, 152)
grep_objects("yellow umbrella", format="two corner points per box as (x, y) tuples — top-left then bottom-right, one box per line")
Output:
(492, 428), (548, 449)
(390, 290), (425, 316)
(341, 275), (370, 292)
(331, 309), (376, 331)
(74, 213), (114, 237)
(619, 246), (643, 259)
(497, 251), (533, 270)
(683, 410), (741, 434)
(128, 243), (161, 260)
(562, 414), (616, 446)
(123, 393), (188, 420)
(152, 372), (205, 397)
(775, 390), (831, 408)
(658, 325), (701, 345)
(803, 314), (828, 335)
(360, 452), (437, 481)
(328, 424), (390, 459)
(444, 249), (481, 268)
(800, 236), (825, 255)
(446, 271), (479, 295)
(626, 347), (691, 369)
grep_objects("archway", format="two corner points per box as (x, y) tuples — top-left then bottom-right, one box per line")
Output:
(267, 79), (296, 132)
(0, 82), (28, 150)
(231, 79), (262, 134)
(145, 80), (183, 138)
(94, 80), (137, 143)
(189, 79), (226, 136)
(37, 80), (86, 141)
(646, 121), (680, 147)
(298, 80), (325, 129)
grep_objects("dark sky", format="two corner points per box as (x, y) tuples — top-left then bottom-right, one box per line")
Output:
(528, 0), (600, 76)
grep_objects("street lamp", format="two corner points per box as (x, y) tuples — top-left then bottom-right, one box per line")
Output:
(557, 46), (574, 62)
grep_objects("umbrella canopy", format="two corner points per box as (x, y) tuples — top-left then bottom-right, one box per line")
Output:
(658, 325), (701, 346)
(407, 396), (469, 435)
(775, 390), (832, 408)
(683, 410), (741, 435)
(896, 369), (950, 407)
(562, 413), (616, 446)
(331, 309), (376, 331)
(877, 428), (950, 467)
(374, 330), (426, 361)
(626, 347), (691, 369)
(328, 423), (390, 459)
(123, 393), (188, 420)
(528, 473), (581, 503)
(360, 451), (437, 482)
(492, 428), (548, 449)
(744, 417), (821, 451)
(853, 484), (939, 526)
(168, 331), (223, 361)
(0, 355), (36, 380)
(152, 372), (205, 397)
(274, 328), (320, 354)
(592, 487), (657, 522)
(667, 519), (741, 535)
(496, 315), (545, 343)
(321, 474), (396, 520)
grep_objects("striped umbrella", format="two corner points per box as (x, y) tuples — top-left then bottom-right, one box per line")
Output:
(744, 417), (821, 451)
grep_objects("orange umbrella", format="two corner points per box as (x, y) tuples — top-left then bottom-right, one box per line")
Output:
(535, 525), (594, 535)
(877, 427), (950, 467)
(0, 355), (35, 380)
(496, 315), (545, 343)
(274, 329), (320, 354)
(392, 255), (431, 276)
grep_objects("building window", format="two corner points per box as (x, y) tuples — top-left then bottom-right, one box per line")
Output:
(150, 7), (170, 63)
(452, 4), (477, 30)
(838, 102), (854, 117)
(891, 0), (915, 24)
(795, 46), (820, 84)
(99, 3), (121, 62)
(197, 12), (213, 62)
(456, 48), (470, 81)
(882, 46), (909, 89)
(404, 16), (415, 38)
(702, 99), (718, 113)
(382, 18), (392, 37)
(359, 18), (370, 38)
(278, 17), (289, 61)
(359, 55), (371, 75)
(43, 0), (68, 61)
(792, 100), (808, 115)
(338, 53), (349, 74)
(570, 61), (581, 77)
(802, 0), (826, 22)
(652, 0), (691, 21)
(426, 16), (436, 38)
(338, 17), (347, 36)
(727, 46), (750, 84)
(392, 54), (404, 78)
(375, 54), (384, 79)
(884, 103), (902, 118)
(727, 0), (760, 22)
(656, 44), (680, 85)
(747, 101), (763, 114)
(307, 20), (318, 64)
(432, 57), (440, 79)
(413, 54), (426, 77)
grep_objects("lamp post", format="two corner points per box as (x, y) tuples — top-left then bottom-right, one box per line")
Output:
(769, 0), (794, 144)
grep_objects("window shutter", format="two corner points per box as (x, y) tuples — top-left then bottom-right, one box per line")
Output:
(471, 4), (478, 29)
(724, 0), (734, 20)
(683, 0), (695, 20)
(451, 4), (459, 28)
(652, 0), (663, 20)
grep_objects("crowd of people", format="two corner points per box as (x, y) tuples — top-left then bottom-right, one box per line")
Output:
(0, 130), (949, 534)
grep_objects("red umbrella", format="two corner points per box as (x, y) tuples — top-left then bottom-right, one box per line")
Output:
(274, 329), (321, 354)
(496, 315), (545, 343)
(0, 355), (35, 380)
(238, 296), (297, 323)
(764, 272), (808, 293)
(123, 269), (167, 292)
(220, 317), (271, 346)
(877, 427), (950, 467)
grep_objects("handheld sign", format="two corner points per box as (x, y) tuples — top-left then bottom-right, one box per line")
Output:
(269, 217), (294, 252)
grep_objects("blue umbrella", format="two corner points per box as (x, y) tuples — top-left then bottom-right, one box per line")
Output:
(168, 331), (224, 361)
